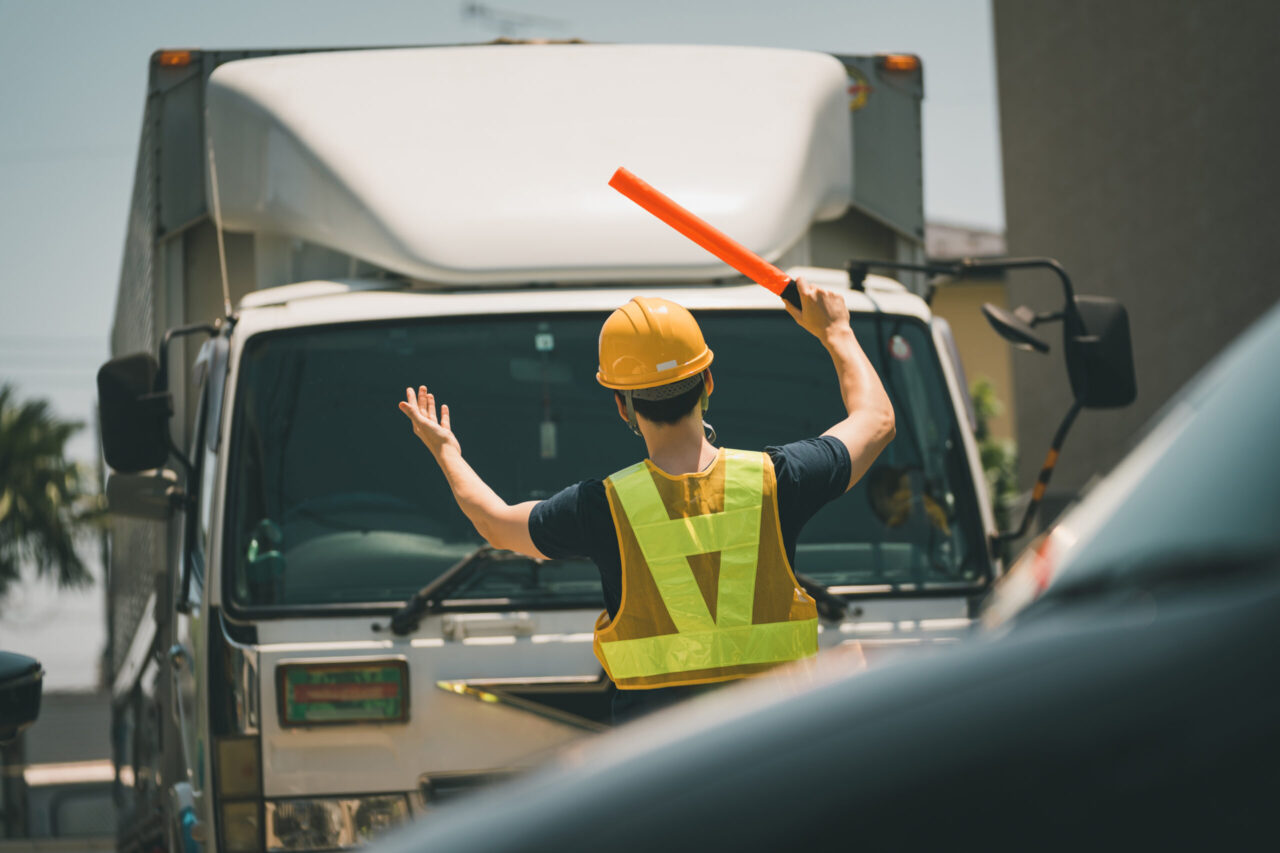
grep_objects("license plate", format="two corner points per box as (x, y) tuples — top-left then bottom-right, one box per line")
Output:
(277, 659), (409, 726)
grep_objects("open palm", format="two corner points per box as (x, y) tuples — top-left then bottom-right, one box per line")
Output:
(398, 385), (460, 458)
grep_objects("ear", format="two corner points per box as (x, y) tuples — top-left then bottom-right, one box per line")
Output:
(614, 392), (630, 423)
(703, 369), (714, 397)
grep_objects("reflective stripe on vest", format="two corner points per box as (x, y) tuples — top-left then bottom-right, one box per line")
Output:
(597, 450), (818, 683)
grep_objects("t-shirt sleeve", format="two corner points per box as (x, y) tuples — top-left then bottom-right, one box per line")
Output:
(528, 479), (611, 560)
(765, 435), (852, 542)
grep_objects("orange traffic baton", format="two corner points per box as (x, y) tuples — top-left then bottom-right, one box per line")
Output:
(608, 167), (802, 309)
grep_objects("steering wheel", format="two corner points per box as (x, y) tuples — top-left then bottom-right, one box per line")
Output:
(282, 491), (447, 537)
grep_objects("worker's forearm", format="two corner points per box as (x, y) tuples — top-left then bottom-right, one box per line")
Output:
(433, 445), (509, 542)
(823, 326), (892, 421)
(821, 326), (896, 489)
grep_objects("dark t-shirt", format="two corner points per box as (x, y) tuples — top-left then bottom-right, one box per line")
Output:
(528, 436), (852, 622)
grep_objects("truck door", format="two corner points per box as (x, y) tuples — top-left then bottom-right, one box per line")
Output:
(170, 379), (204, 805)
(171, 337), (227, 824)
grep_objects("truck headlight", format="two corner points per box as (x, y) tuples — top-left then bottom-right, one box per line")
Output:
(350, 795), (411, 842)
(221, 801), (263, 853)
(265, 795), (409, 851)
(266, 799), (346, 850)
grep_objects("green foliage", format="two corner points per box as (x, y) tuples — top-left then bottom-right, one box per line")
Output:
(971, 378), (1018, 536)
(0, 384), (103, 600)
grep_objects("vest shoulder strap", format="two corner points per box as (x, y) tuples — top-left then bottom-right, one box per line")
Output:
(604, 450), (768, 493)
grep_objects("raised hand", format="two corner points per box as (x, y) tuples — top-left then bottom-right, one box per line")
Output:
(782, 277), (853, 346)
(398, 385), (461, 458)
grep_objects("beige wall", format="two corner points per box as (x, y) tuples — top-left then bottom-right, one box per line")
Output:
(931, 280), (1016, 442)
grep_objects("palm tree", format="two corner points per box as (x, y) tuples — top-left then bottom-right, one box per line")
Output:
(0, 384), (100, 599)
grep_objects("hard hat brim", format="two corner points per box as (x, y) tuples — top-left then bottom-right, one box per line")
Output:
(596, 349), (714, 390)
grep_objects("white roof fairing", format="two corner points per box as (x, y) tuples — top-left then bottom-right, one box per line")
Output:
(206, 44), (853, 285)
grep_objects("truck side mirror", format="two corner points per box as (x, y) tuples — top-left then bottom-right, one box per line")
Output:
(982, 303), (1050, 354)
(0, 652), (43, 744)
(847, 254), (1139, 545)
(1064, 296), (1136, 408)
(97, 352), (173, 473)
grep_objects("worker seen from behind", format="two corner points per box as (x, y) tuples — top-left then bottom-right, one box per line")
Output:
(398, 280), (896, 723)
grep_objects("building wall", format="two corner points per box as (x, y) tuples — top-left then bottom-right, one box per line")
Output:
(993, 0), (1280, 520)
(925, 222), (1017, 444)
(931, 279), (1017, 442)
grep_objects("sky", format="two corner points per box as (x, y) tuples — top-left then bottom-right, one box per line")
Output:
(0, 0), (1003, 689)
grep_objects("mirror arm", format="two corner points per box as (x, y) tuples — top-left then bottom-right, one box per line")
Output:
(849, 257), (1078, 313)
(848, 258), (965, 290)
(955, 257), (1076, 305)
(995, 401), (1084, 545)
(175, 547), (198, 615)
(154, 323), (219, 482)
(155, 323), (220, 390)
(165, 438), (194, 484)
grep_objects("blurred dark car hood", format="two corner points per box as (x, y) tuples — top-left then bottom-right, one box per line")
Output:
(371, 558), (1280, 852)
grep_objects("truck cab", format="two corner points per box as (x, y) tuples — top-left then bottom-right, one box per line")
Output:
(99, 43), (1006, 853)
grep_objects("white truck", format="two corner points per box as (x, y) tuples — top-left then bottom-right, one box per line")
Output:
(98, 41), (1128, 853)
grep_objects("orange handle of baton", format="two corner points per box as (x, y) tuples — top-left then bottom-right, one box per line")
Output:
(608, 167), (801, 308)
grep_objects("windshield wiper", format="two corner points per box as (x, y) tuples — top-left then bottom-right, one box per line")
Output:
(391, 554), (850, 633)
(795, 572), (848, 623)
(389, 546), (496, 635)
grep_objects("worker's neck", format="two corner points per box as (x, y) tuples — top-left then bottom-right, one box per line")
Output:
(640, 413), (717, 475)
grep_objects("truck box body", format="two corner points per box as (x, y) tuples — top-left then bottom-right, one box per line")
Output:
(104, 44), (987, 853)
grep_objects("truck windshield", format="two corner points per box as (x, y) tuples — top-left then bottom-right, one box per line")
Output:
(225, 310), (987, 611)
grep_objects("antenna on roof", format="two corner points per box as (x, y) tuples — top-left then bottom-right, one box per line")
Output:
(461, 2), (565, 37)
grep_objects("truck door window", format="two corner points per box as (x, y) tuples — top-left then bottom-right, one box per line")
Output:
(184, 336), (226, 607)
(181, 375), (208, 607)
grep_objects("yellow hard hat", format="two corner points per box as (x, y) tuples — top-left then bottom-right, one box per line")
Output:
(596, 296), (714, 390)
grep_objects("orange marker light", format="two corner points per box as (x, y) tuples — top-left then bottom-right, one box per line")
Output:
(608, 167), (800, 307)
(879, 53), (921, 72)
(156, 50), (193, 67)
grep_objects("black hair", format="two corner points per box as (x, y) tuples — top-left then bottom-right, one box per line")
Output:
(616, 378), (704, 426)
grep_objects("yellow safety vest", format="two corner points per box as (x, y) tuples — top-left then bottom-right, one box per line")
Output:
(594, 448), (819, 689)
